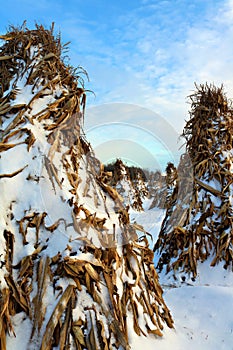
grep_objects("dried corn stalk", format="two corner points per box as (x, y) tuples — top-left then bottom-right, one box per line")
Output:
(0, 23), (173, 350)
(104, 159), (149, 211)
(155, 83), (233, 279)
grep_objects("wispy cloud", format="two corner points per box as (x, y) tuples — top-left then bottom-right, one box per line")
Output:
(63, 0), (233, 133)
(109, 0), (233, 126)
(1, 0), (232, 168)
(50, 0), (233, 167)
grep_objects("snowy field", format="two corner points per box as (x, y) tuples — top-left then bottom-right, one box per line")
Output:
(129, 201), (233, 350)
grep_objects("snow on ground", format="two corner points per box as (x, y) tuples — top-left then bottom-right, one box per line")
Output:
(5, 192), (233, 350)
(129, 203), (233, 350)
(131, 285), (233, 350)
(130, 198), (166, 243)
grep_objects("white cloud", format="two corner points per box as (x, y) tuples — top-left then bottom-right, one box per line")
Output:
(1, 0), (232, 166)
(73, 0), (233, 135)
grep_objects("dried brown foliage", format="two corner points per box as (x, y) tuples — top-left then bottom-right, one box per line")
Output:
(155, 84), (233, 278)
(104, 159), (148, 211)
(0, 24), (173, 349)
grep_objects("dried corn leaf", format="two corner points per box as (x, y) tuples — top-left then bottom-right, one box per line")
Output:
(72, 323), (86, 347)
(85, 263), (100, 282)
(31, 257), (50, 341)
(19, 256), (33, 278)
(4, 276), (29, 313)
(0, 55), (14, 60)
(148, 328), (163, 337)
(0, 165), (28, 179)
(59, 299), (72, 349)
(110, 319), (128, 349)
(96, 319), (108, 350)
(40, 285), (74, 350)
(195, 178), (222, 197)
(0, 142), (23, 152)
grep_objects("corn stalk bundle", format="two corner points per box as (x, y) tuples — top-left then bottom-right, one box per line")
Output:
(105, 159), (148, 212)
(154, 84), (233, 279)
(0, 24), (173, 350)
(149, 163), (177, 210)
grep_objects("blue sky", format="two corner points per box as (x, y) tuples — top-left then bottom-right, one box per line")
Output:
(1, 0), (233, 170)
